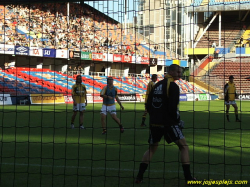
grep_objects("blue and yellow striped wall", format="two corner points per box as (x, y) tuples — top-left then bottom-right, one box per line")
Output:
(165, 59), (188, 67)
(185, 48), (215, 55)
(184, 47), (230, 55)
(236, 47), (250, 54)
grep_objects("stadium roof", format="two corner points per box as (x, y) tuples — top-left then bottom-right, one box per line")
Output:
(188, 3), (250, 12)
(1, 0), (111, 5)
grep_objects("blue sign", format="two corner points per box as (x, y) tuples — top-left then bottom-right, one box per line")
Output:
(165, 59), (173, 66)
(180, 60), (188, 67)
(15, 46), (29, 55)
(215, 47), (230, 54)
(179, 94), (187, 101)
(236, 47), (245, 54)
(43, 49), (56, 57)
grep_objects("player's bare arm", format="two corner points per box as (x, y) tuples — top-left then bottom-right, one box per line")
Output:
(116, 96), (124, 110)
(72, 95), (77, 106)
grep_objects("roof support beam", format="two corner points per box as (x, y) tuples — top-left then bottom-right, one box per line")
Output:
(242, 10), (250, 22)
(218, 11), (221, 47)
(194, 12), (218, 48)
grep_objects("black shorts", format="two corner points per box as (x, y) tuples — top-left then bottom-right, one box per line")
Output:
(148, 125), (184, 144)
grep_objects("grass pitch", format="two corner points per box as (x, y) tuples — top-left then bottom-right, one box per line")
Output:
(0, 100), (249, 187)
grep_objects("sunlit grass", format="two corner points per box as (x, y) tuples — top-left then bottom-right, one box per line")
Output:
(0, 101), (249, 187)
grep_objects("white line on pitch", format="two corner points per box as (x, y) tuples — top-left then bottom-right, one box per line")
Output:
(1, 163), (249, 177)
(83, 128), (250, 135)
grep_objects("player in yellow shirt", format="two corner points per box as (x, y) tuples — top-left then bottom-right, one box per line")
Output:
(224, 75), (241, 122)
(141, 74), (158, 127)
(71, 75), (87, 129)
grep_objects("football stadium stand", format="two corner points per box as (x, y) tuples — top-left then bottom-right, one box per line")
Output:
(196, 15), (243, 49)
(200, 58), (250, 93)
(0, 2), (206, 98)
(0, 67), (205, 96)
(0, 3), (173, 60)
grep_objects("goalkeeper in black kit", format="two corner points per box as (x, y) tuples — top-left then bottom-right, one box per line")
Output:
(135, 64), (196, 185)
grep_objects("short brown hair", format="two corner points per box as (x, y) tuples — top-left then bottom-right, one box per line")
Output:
(107, 77), (113, 80)
(151, 74), (157, 79)
(76, 75), (82, 79)
(169, 64), (180, 72)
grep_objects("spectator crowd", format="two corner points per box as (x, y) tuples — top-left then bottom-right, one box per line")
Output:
(0, 3), (153, 57)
